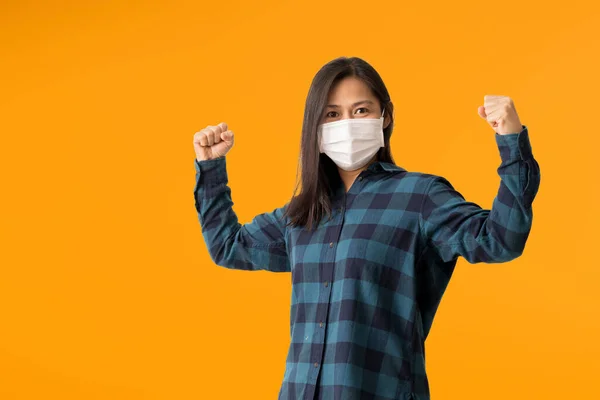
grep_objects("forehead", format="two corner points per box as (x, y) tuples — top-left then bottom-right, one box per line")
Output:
(326, 76), (376, 104)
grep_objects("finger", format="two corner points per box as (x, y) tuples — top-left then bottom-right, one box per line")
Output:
(486, 110), (502, 124)
(221, 130), (234, 144)
(206, 125), (221, 142)
(485, 109), (497, 122)
(205, 130), (215, 146)
(477, 106), (486, 119)
(213, 129), (222, 144)
(205, 125), (216, 134)
(215, 122), (227, 143)
(203, 126), (216, 146)
(199, 132), (208, 146)
(484, 99), (499, 108)
(484, 95), (502, 102)
(483, 103), (499, 116)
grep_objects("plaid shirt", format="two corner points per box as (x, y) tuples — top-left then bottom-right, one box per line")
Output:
(193, 125), (540, 400)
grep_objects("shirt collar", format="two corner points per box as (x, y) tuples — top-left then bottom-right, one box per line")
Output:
(366, 160), (406, 173)
(332, 161), (406, 202)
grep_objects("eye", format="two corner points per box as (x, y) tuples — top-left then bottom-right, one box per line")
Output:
(326, 111), (338, 118)
(356, 107), (369, 114)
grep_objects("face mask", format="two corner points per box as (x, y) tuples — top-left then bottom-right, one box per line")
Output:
(318, 108), (385, 171)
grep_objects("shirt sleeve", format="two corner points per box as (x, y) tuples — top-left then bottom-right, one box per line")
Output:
(193, 156), (291, 272)
(419, 125), (541, 264)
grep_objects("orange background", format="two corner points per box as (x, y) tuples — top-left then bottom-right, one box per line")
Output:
(1, 1), (599, 399)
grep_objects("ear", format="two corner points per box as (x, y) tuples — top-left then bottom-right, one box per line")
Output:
(383, 114), (391, 129)
(381, 105), (391, 129)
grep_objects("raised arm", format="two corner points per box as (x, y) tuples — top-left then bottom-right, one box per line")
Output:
(194, 156), (291, 272)
(419, 125), (541, 263)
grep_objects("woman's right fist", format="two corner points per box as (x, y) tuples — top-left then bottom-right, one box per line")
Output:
(193, 122), (234, 161)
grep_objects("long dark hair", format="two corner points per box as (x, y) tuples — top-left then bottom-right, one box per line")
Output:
(283, 56), (396, 231)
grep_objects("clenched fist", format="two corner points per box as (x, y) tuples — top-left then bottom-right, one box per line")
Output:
(193, 122), (234, 161)
(477, 95), (523, 135)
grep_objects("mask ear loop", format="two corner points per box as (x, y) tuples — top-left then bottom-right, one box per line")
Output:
(379, 105), (387, 151)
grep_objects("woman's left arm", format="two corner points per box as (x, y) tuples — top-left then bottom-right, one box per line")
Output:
(419, 124), (541, 264)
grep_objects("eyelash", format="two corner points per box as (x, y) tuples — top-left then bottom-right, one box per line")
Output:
(326, 108), (369, 118)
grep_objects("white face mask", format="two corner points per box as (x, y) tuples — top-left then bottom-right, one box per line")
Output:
(318, 108), (385, 171)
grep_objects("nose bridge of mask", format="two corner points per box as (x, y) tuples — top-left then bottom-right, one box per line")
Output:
(322, 117), (382, 141)
(318, 106), (385, 150)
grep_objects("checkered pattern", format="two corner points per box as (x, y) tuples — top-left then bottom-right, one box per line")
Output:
(193, 125), (540, 400)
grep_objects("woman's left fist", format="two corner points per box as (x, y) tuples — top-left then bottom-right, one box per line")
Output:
(478, 95), (523, 135)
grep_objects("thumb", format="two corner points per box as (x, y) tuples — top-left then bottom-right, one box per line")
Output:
(477, 105), (487, 119)
(220, 130), (234, 145)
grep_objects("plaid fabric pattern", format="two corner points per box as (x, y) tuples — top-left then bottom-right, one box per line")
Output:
(193, 125), (540, 400)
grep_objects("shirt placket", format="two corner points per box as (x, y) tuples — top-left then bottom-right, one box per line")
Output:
(304, 172), (368, 400)
(304, 201), (346, 399)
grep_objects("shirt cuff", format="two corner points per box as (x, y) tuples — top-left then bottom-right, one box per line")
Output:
(194, 156), (228, 190)
(494, 125), (533, 162)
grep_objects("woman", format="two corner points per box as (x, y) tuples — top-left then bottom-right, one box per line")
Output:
(192, 57), (540, 400)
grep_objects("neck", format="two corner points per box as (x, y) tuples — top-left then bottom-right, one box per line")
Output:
(338, 156), (378, 192)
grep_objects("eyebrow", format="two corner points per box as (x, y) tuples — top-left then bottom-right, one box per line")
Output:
(326, 100), (374, 108)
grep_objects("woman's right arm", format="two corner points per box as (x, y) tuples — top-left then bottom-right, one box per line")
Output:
(192, 122), (290, 273)
(193, 157), (290, 272)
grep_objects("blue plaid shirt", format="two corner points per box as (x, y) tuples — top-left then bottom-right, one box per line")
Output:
(193, 125), (540, 400)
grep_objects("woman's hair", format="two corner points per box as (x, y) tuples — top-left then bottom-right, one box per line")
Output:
(283, 56), (396, 231)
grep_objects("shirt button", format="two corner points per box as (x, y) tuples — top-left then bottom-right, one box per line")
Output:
(358, 177), (363, 181)
(319, 322), (323, 328)
(314, 362), (318, 368)
(329, 242), (333, 248)
(324, 281), (329, 287)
